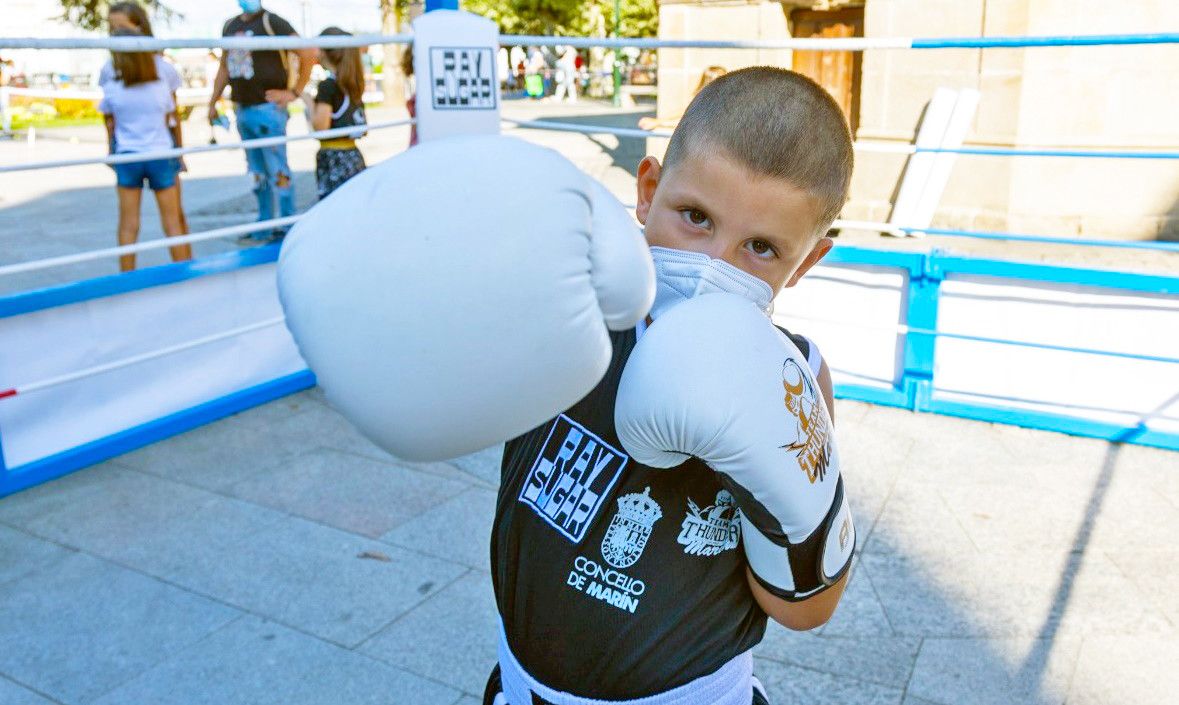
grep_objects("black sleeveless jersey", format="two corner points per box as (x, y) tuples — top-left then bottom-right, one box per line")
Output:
(492, 326), (816, 699)
(314, 76), (367, 134)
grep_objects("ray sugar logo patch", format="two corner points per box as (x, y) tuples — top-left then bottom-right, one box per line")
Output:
(519, 415), (627, 543)
(429, 47), (496, 110)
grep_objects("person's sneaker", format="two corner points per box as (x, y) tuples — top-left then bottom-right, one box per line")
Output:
(236, 232), (259, 244)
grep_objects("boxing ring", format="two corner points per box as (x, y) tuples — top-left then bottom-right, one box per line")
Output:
(1, 19), (1177, 498)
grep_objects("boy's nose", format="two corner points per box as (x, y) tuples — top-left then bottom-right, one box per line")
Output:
(704, 241), (741, 269)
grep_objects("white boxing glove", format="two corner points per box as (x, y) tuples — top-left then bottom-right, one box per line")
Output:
(615, 293), (855, 600)
(278, 135), (654, 461)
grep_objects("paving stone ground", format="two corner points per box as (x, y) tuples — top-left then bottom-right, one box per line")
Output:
(2, 98), (1177, 704)
(1, 390), (1174, 705)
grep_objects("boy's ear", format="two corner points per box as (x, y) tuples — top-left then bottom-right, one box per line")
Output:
(785, 236), (834, 288)
(635, 156), (662, 225)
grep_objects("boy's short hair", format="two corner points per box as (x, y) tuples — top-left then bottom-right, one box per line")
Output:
(663, 66), (854, 233)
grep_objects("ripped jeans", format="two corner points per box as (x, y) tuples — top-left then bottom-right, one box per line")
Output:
(235, 101), (296, 228)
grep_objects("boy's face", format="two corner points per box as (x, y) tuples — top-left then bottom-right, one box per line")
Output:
(635, 149), (832, 293)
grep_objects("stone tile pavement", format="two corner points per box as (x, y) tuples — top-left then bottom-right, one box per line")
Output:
(1, 389), (1175, 705)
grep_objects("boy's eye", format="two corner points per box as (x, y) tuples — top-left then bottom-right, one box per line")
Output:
(745, 239), (778, 259)
(680, 208), (711, 228)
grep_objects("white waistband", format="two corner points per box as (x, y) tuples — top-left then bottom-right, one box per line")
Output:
(497, 624), (754, 705)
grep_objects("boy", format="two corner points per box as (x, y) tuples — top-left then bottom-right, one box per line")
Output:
(487, 67), (856, 704)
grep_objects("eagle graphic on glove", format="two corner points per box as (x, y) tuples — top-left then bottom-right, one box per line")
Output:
(780, 359), (831, 484)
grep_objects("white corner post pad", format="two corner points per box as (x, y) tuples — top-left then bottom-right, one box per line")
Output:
(411, 10), (501, 142)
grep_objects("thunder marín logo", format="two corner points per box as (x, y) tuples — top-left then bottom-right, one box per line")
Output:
(678, 490), (741, 556)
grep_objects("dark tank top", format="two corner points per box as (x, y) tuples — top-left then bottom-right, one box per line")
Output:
(492, 326), (816, 699)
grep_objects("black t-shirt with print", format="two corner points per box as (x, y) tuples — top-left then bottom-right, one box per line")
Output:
(314, 76), (367, 133)
(493, 327), (815, 700)
(221, 11), (295, 106)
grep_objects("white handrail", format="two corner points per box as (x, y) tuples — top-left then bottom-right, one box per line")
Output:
(0, 216), (300, 277)
(0, 118), (413, 173)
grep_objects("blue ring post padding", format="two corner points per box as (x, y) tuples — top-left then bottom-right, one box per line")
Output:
(820, 245), (1179, 451)
(0, 370), (316, 499)
(904, 226), (1179, 253)
(902, 251), (942, 411)
(915, 146), (1179, 160)
(425, 0), (459, 10)
(0, 244), (287, 496)
(815, 246), (925, 409)
(929, 252), (1179, 295)
(0, 244), (281, 319)
(912, 32), (1179, 49)
(923, 397), (1176, 451)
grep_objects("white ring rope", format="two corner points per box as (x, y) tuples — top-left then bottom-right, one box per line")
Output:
(0, 216), (299, 277)
(4, 31), (1176, 52)
(0, 34), (412, 51)
(0, 34), (910, 52)
(502, 118), (672, 140)
(5, 303), (1172, 403)
(6, 117), (1171, 173)
(0, 316), (287, 399)
(2, 86), (211, 102)
(1, 207), (1156, 281)
(776, 313), (1179, 365)
(0, 118), (415, 173)
(501, 35), (914, 50)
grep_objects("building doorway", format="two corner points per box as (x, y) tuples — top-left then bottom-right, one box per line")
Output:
(790, 6), (864, 135)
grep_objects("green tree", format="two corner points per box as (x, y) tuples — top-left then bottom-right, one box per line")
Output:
(56, 0), (175, 32)
(464, 0), (657, 38)
(54, 1), (656, 39)
(379, 0), (414, 106)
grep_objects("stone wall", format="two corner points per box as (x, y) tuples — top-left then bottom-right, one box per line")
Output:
(656, 0), (1179, 241)
(650, 1), (795, 161)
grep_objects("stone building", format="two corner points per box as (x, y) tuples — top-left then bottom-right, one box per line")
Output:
(653, 0), (1179, 244)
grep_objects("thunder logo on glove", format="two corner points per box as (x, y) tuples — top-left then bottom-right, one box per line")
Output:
(781, 358), (831, 484)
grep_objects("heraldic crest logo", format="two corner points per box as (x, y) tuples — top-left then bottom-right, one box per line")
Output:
(678, 489), (742, 556)
(780, 358), (832, 484)
(601, 487), (663, 569)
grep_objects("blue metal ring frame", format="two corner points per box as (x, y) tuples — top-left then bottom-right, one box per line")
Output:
(900, 227), (1179, 253)
(910, 32), (1179, 48)
(913, 146), (1179, 159)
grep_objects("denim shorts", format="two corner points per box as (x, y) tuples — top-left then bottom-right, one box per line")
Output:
(113, 157), (179, 191)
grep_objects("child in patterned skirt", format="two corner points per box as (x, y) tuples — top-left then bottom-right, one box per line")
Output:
(310, 27), (367, 200)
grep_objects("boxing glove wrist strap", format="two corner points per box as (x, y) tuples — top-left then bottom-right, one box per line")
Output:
(741, 476), (856, 601)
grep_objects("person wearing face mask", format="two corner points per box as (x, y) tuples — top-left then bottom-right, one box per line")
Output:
(207, 0), (315, 242)
(274, 67), (853, 705)
(485, 67), (856, 705)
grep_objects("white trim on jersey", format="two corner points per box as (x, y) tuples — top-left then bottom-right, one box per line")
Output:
(803, 335), (823, 379)
(497, 623), (755, 705)
(331, 93), (351, 121)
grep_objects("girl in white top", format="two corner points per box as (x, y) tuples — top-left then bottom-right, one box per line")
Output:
(107, 2), (192, 237)
(99, 24), (191, 272)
